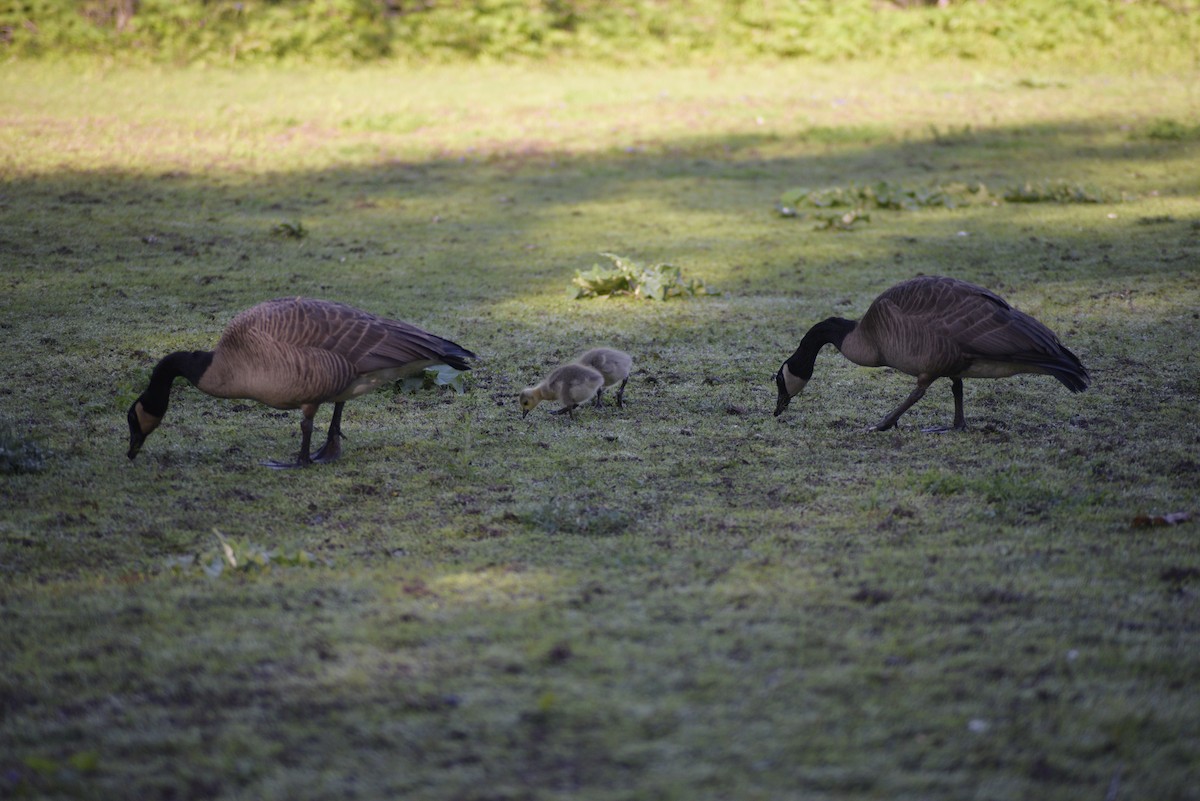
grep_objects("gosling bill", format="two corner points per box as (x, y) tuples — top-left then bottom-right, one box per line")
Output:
(519, 363), (605, 420)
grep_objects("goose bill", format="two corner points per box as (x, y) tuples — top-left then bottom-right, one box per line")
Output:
(773, 368), (807, 417)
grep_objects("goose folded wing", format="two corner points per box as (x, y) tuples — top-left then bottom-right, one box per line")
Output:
(956, 305), (1080, 375)
(362, 320), (473, 373)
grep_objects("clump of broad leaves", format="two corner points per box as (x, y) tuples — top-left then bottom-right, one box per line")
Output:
(573, 252), (718, 301)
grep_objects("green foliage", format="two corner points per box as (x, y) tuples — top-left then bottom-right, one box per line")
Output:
(1003, 180), (1119, 204)
(573, 252), (717, 301)
(780, 181), (971, 213)
(3, 0), (1196, 67)
(271, 220), (308, 239)
(778, 181), (989, 229)
(165, 529), (324, 577)
(810, 209), (872, 231)
(779, 178), (1118, 221)
(1144, 118), (1200, 142)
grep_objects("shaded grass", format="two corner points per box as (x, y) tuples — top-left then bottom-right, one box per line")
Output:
(1, 61), (1199, 800)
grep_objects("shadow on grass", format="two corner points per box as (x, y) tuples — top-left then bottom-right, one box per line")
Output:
(3, 116), (1197, 308)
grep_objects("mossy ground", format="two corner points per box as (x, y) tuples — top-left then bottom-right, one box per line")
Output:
(1, 61), (1198, 800)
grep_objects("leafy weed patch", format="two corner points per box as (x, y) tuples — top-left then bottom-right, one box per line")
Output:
(165, 530), (326, 578)
(573, 252), (718, 301)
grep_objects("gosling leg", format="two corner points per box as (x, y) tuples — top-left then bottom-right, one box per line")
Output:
(615, 378), (628, 408)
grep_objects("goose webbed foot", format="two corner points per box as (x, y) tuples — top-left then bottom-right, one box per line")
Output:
(262, 454), (313, 470)
(920, 422), (967, 434)
(311, 434), (343, 464)
(262, 403), (327, 468)
(309, 402), (345, 464)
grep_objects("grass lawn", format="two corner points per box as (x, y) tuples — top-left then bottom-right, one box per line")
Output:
(2, 60), (1198, 800)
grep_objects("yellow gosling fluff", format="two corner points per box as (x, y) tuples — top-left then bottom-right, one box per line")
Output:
(574, 347), (632, 408)
(519, 363), (605, 420)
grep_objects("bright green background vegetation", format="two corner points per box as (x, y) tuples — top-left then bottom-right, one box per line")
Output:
(2, 3), (1199, 800)
(2, 0), (1197, 67)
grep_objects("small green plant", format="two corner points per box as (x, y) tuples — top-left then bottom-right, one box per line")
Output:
(778, 181), (980, 230)
(271, 220), (307, 239)
(1003, 180), (1118, 204)
(166, 529), (324, 578)
(573, 252), (717, 301)
(811, 209), (871, 231)
(779, 181), (970, 216)
(1016, 77), (1069, 89)
(1137, 215), (1177, 226)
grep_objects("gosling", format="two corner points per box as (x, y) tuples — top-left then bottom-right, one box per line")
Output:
(519, 364), (605, 420)
(574, 348), (632, 408)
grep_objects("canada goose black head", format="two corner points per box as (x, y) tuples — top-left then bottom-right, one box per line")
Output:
(773, 318), (850, 417)
(773, 365), (808, 417)
(126, 400), (161, 459)
(126, 350), (210, 460)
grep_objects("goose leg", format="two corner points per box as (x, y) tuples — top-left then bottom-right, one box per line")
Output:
(264, 404), (319, 468)
(312, 402), (345, 463)
(615, 378), (628, 408)
(922, 379), (967, 433)
(951, 378), (966, 430)
(550, 403), (579, 419)
(870, 377), (933, 432)
(592, 387), (605, 408)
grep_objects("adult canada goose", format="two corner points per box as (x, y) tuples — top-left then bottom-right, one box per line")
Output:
(519, 364), (605, 420)
(127, 297), (476, 467)
(773, 275), (1090, 431)
(574, 348), (633, 408)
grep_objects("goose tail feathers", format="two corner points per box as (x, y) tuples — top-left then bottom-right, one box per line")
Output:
(1008, 348), (1090, 393)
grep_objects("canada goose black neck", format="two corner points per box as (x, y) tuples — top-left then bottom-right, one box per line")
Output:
(774, 317), (855, 416)
(140, 351), (214, 417)
(784, 317), (856, 380)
